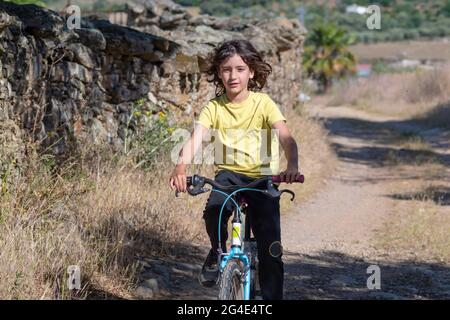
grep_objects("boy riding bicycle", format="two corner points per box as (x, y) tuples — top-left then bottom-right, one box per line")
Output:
(169, 39), (301, 300)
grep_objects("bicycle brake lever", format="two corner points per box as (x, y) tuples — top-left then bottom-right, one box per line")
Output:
(187, 185), (210, 196)
(280, 189), (295, 201)
(265, 180), (281, 198)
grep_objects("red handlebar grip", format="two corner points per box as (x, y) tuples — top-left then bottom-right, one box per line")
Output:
(272, 174), (305, 183)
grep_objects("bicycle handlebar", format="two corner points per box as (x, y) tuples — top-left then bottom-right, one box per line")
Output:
(182, 173), (305, 199)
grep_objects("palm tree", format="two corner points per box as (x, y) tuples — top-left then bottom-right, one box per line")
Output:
(303, 23), (356, 92)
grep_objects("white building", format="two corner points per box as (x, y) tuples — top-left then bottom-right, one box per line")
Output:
(346, 4), (367, 15)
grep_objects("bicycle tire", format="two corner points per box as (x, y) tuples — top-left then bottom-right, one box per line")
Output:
(218, 260), (244, 300)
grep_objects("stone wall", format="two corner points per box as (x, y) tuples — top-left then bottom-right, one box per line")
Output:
(0, 0), (306, 167)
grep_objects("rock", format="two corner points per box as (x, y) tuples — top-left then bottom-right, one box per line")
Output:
(131, 57), (143, 74)
(147, 91), (158, 105)
(74, 28), (106, 51)
(101, 73), (120, 92)
(160, 59), (177, 76)
(0, 2), (64, 38)
(127, 0), (146, 15)
(90, 118), (109, 144)
(67, 84), (85, 101)
(101, 102), (116, 113)
(51, 61), (93, 83)
(135, 285), (154, 299)
(171, 267), (193, 277)
(0, 117), (24, 187)
(103, 110), (118, 142)
(159, 11), (189, 29)
(149, 65), (160, 83)
(175, 262), (202, 273)
(111, 85), (135, 103)
(143, 278), (160, 295)
(0, 79), (12, 100)
(143, 0), (187, 18)
(116, 103), (130, 114)
(66, 43), (96, 69)
(86, 18), (180, 62)
(0, 10), (19, 32)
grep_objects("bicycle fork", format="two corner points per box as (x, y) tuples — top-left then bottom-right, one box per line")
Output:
(217, 213), (252, 299)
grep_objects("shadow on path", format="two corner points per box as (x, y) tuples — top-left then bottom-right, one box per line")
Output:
(284, 250), (450, 300)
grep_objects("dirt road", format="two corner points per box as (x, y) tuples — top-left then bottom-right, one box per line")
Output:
(282, 104), (450, 299)
(139, 104), (450, 300)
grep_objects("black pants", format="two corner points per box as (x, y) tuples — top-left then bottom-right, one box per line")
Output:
(202, 169), (284, 300)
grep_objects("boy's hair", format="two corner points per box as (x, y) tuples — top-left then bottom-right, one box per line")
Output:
(206, 39), (272, 97)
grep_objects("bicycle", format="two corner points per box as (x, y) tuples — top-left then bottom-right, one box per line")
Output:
(180, 173), (304, 300)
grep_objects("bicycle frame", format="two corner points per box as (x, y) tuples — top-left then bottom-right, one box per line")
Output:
(218, 196), (253, 300)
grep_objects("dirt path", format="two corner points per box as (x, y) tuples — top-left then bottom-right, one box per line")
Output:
(137, 104), (450, 300)
(282, 104), (450, 299)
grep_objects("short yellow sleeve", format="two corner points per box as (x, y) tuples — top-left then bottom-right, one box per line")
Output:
(265, 95), (286, 126)
(196, 102), (215, 129)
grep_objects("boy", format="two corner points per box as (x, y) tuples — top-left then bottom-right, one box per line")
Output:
(169, 39), (301, 300)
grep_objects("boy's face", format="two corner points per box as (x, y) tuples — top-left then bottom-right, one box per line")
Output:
(218, 54), (254, 95)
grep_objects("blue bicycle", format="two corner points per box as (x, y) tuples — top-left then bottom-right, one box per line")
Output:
(185, 174), (304, 300)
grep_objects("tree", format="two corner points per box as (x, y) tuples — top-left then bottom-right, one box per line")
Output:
(5, 0), (46, 7)
(442, 0), (450, 17)
(303, 23), (356, 93)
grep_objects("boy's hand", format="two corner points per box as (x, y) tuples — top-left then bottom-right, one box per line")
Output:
(169, 165), (187, 193)
(279, 165), (302, 184)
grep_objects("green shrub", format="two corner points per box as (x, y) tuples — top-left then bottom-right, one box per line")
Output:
(404, 29), (420, 40)
(441, 0), (450, 17)
(123, 99), (178, 171)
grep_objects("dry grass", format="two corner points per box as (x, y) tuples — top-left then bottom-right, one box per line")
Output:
(350, 38), (450, 62)
(377, 196), (450, 263)
(382, 132), (443, 166)
(328, 64), (450, 119)
(415, 101), (450, 129)
(395, 133), (429, 150)
(0, 102), (334, 299)
(371, 147), (450, 264)
(0, 147), (98, 299)
(324, 65), (450, 264)
(0, 141), (213, 299)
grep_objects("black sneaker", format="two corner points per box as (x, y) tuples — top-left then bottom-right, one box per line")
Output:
(198, 249), (220, 287)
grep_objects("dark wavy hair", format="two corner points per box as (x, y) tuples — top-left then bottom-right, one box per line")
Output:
(206, 39), (272, 97)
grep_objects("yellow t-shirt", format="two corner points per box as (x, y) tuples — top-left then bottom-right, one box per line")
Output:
(196, 91), (286, 178)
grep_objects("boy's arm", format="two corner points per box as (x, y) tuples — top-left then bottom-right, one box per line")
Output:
(169, 123), (209, 192)
(272, 120), (301, 183)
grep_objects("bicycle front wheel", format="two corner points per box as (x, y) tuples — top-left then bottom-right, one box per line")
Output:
(218, 260), (244, 300)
